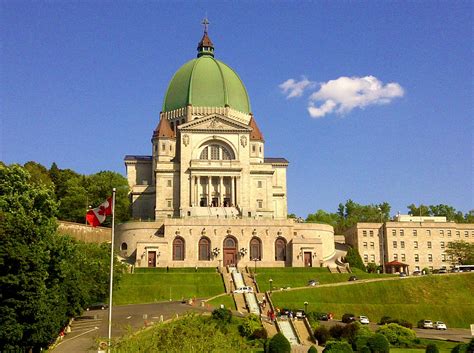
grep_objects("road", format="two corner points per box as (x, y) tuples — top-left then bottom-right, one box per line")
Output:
(51, 301), (211, 353)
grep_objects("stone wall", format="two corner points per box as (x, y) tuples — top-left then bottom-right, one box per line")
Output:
(58, 221), (111, 243)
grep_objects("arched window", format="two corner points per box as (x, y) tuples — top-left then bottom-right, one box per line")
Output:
(224, 237), (236, 248)
(121, 242), (128, 251)
(250, 238), (262, 260)
(275, 238), (286, 261)
(173, 237), (185, 261)
(199, 143), (235, 160)
(199, 237), (211, 261)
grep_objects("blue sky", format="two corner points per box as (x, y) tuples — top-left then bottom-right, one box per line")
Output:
(1, 1), (472, 217)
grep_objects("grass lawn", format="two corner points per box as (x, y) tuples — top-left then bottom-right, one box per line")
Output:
(114, 269), (225, 305)
(269, 273), (474, 328)
(254, 267), (393, 290)
(206, 294), (236, 310)
(391, 339), (459, 353)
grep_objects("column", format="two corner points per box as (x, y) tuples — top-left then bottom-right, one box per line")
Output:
(219, 176), (224, 206)
(230, 176), (234, 207)
(196, 176), (200, 206)
(190, 175), (194, 206)
(207, 176), (211, 206)
(235, 177), (240, 207)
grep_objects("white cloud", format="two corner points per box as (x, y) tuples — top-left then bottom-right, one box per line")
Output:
(278, 76), (315, 99)
(307, 76), (404, 118)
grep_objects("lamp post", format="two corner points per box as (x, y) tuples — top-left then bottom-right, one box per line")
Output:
(253, 258), (258, 274)
(304, 301), (308, 313)
(378, 207), (386, 274)
(269, 278), (273, 293)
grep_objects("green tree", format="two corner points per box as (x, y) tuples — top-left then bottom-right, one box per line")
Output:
(407, 204), (431, 217)
(238, 314), (261, 337)
(306, 210), (339, 228)
(269, 332), (291, 353)
(323, 341), (354, 353)
(426, 343), (439, 353)
(344, 247), (366, 271)
(366, 262), (379, 273)
(24, 161), (53, 186)
(445, 241), (474, 265)
(375, 323), (416, 346)
(308, 346), (318, 353)
(367, 333), (390, 353)
(314, 325), (330, 345)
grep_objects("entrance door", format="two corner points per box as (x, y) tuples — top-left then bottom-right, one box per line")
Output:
(224, 250), (236, 266)
(304, 252), (312, 267)
(148, 251), (156, 267)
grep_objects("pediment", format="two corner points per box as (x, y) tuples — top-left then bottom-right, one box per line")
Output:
(179, 114), (252, 133)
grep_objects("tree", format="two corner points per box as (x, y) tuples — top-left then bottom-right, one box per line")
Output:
(375, 323), (416, 346)
(268, 332), (291, 353)
(426, 343), (439, 353)
(366, 262), (379, 273)
(367, 333), (390, 353)
(407, 204), (431, 217)
(445, 241), (474, 265)
(238, 314), (261, 337)
(323, 341), (353, 353)
(306, 210), (339, 228)
(24, 161), (53, 186)
(308, 346), (318, 353)
(344, 247), (366, 272)
(314, 325), (330, 345)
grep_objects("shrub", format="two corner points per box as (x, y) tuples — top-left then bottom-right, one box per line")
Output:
(314, 326), (330, 346)
(342, 313), (356, 324)
(355, 335), (372, 352)
(376, 323), (416, 346)
(367, 333), (390, 353)
(342, 322), (367, 346)
(344, 247), (366, 271)
(451, 343), (468, 353)
(379, 316), (413, 329)
(426, 343), (439, 353)
(323, 340), (354, 353)
(379, 316), (392, 325)
(268, 332), (291, 353)
(329, 324), (346, 340)
(308, 346), (318, 353)
(238, 314), (261, 337)
(211, 307), (232, 324)
(360, 346), (372, 353)
(250, 328), (268, 340)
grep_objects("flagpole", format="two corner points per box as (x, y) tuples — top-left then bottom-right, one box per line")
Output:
(108, 188), (116, 349)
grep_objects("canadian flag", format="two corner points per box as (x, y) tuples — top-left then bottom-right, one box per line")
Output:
(86, 197), (113, 227)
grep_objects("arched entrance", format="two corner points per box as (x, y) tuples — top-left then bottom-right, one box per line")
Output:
(223, 236), (237, 266)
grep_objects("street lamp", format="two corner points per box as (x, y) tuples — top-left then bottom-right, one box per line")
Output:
(253, 258), (258, 274)
(304, 301), (308, 313)
(378, 207), (386, 274)
(269, 278), (273, 293)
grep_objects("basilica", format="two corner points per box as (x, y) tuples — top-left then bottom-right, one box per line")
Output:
(115, 27), (336, 268)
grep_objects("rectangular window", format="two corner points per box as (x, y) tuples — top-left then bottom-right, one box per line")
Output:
(441, 254), (446, 262)
(363, 242), (368, 249)
(456, 231), (460, 237)
(257, 180), (263, 188)
(370, 254), (375, 262)
(427, 241), (432, 249)
(210, 145), (219, 160)
(429, 266), (433, 271)
(465, 231), (469, 237)
(369, 230), (374, 237)
(257, 200), (263, 209)
(394, 254), (398, 261)
(400, 229), (404, 236)
(252, 145), (256, 152)
(440, 241), (445, 249)
(415, 254), (419, 262)
(392, 230), (396, 236)
(428, 254), (433, 262)
(440, 230), (444, 237)
(363, 230), (367, 237)
(413, 230), (417, 236)
(370, 242), (374, 249)
(401, 254), (406, 262)
(167, 179), (172, 187)
(400, 241), (405, 249)
(427, 230), (431, 236)
(167, 199), (172, 208)
(414, 241), (418, 249)
(363, 254), (368, 262)
(447, 230), (451, 237)
(162, 143), (166, 151)
(393, 241), (397, 249)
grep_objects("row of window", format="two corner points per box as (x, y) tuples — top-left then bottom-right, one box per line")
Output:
(362, 253), (453, 263)
(392, 240), (452, 249)
(121, 237), (289, 262)
(362, 229), (474, 238)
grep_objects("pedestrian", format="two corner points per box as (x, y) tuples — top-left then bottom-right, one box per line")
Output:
(166, 266), (169, 273)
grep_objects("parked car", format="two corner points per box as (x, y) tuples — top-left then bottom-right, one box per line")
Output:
(233, 286), (253, 294)
(348, 276), (358, 281)
(342, 313), (356, 323)
(295, 310), (306, 319)
(359, 315), (370, 324)
(86, 302), (108, 310)
(434, 321), (447, 330)
(412, 270), (422, 276)
(438, 268), (448, 274)
(421, 320), (433, 329)
(307, 279), (319, 286)
(399, 273), (407, 278)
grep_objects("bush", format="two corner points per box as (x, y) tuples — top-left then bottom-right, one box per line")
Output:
(323, 341), (354, 353)
(360, 346), (372, 353)
(211, 308), (232, 324)
(376, 323), (416, 346)
(367, 334), (390, 353)
(342, 313), (356, 324)
(268, 332), (291, 353)
(238, 314), (261, 337)
(379, 316), (413, 329)
(314, 326), (330, 346)
(342, 322), (367, 346)
(426, 343), (439, 353)
(329, 324), (346, 340)
(250, 328), (268, 340)
(355, 335), (372, 352)
(451, 343), (468, 353)
(308, 346), (318, 353)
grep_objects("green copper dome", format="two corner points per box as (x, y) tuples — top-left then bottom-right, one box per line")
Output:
(162, 32), (251, 114)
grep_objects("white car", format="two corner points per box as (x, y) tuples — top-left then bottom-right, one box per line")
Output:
(434, 321), (447, 330)
(233, 286), (253, 294)
(359, 316), (370, 324)
(422, 320), (433, 329)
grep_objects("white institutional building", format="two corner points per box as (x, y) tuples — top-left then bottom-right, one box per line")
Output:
(116, 28), (336, 268)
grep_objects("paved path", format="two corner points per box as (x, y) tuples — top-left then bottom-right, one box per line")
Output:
(51, 301), (210, 353)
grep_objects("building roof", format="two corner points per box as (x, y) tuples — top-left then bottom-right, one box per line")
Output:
(124, 155), (152, 161)
(249, 116), (264, 141)
(153, 116), (175, 139)
(385, 260), (408, 266)
(264, 157), (289, 164)
(162, 32), (251, 114)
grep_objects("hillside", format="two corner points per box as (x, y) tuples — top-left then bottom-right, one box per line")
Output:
(269, 273), (474, 328)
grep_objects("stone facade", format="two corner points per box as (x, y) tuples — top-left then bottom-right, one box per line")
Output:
(345, 215), (474, 273)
